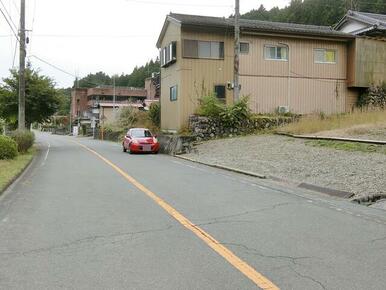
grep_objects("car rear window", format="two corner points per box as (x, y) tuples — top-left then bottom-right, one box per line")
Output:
(131, 129), (152, 138)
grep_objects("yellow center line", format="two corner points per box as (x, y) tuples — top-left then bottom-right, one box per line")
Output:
(74, 141), (279, 290)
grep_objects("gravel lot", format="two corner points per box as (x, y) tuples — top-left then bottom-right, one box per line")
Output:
(184, 135), (386, 197)
(316, 123), (386, 141)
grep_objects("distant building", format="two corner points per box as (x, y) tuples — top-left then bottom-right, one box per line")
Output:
(71, 73), (160, 125)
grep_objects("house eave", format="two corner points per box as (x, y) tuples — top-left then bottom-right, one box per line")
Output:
(156, 15), (181, 48)
(181, 23), (354, 40)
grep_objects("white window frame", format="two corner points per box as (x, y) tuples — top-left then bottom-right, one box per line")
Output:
(264, 45), (288, 61)
(170, 85), (178, 102)
(314, 48), (337, 64)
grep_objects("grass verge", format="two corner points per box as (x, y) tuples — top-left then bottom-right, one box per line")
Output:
(279, 110), (386, 135)
(0, 147), (37, 194)
(306, 140), (386, 154)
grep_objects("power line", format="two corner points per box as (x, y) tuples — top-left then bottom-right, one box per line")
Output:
(28, 55), (102, 88)
(29, 55), (76, 77)
(27, 0), (37, 57)
(10, 0), (19, 16)
(0, 0), (17, 31)
(12, 32), (18, 67)
(0, 6), (19, 43)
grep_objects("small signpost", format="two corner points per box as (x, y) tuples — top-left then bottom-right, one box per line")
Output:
(91, 117), (96, 139)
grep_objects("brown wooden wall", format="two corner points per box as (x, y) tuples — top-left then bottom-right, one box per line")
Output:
(348, 38), (386, 88)
(239, 35), (353, 114)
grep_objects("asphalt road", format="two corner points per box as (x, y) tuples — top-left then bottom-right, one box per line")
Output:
(1, 132), (385, 290)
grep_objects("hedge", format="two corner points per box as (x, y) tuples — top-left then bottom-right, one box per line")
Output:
(9, 130), (35, 153)
(0, 135), (18, 160)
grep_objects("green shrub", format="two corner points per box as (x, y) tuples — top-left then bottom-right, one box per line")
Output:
(196, 95), (252, 128)
(0, 135), (18, 159)
(196, 94), (224, 118)
(118, 107), (138, 128)
(9, 130), (35, 153)
(219, 97), (251, 128)
(148, 102), (160, 127)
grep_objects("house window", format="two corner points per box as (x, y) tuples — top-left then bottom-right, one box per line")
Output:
(240, 42), (249, 54)
(160, 41), (177, 67)
(170, 85), (177, 101)
(183, 39), (224, 59)
(264, 45), (288, 61)
(314, 49), (336, 64)
(214, 85), (226, 99)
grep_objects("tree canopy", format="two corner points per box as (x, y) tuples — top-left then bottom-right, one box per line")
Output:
(56, 87), (71, 116)
(0, 69), (59, 128)
(242, 0), (386, 26)
(75, 59), (160, 88)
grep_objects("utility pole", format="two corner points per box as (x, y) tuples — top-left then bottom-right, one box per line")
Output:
(18, 0), (26, 130)
(113, 76), (116, 120)
(233, 0), (240, 102)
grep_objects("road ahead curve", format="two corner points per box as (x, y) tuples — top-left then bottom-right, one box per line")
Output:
(0, 132), (385, 290)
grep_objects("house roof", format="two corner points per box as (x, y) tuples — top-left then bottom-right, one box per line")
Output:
(86, 87), (147, 98)
(335, 10), (386, 34)
(156, 12), (354, 47)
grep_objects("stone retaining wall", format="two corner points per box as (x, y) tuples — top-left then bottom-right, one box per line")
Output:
(189, 115), (296, 140)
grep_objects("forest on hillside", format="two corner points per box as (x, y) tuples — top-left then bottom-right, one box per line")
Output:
(74, 59), (160, 89)
(242, 0), (386, 26)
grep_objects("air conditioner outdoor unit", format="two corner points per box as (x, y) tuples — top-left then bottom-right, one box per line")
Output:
(277, 106), (289, 114)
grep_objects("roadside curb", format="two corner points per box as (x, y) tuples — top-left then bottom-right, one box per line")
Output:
(275, 132), (386, 145)
(351, 193), (386, 205)
(0, 148), (38, 197)
(174, 155), (267, 179)
(175, 155), (359, 199)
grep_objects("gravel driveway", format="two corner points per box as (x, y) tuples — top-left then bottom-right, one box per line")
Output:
(184, 135), (386, 197)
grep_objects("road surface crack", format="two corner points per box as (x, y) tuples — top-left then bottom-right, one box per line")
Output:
(0, 225), (173, 258)
(289, 266), (327, 290)
(195, 202), (292, 226)
(371, 236), (386, 243)
(220, 242), (315, 266)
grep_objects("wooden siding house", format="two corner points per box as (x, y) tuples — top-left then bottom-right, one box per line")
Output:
(335, 11), (386, 88)
(157, 13), (362, 132)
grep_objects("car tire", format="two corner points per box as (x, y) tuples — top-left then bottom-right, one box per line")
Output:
(123, 144), (127, 152)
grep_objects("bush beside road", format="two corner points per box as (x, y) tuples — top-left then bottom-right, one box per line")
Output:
(0, 147), (36, 193)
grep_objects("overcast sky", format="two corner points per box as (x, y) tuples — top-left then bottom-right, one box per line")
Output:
(0, 0), (290, 88)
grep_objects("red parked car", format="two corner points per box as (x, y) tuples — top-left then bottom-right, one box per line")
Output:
(122, 128), (160, 154)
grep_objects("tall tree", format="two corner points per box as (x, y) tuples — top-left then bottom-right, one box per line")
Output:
(0, 68), (59, 128)
(56, 88), (71, 116)
(241, 0), (386, 26)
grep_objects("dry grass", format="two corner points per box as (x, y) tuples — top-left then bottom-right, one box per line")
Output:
(279, 109), (386, 135)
